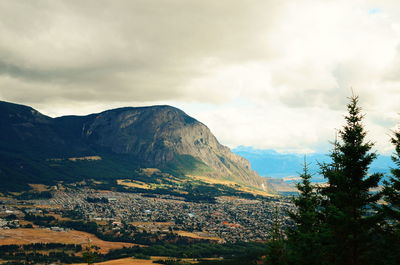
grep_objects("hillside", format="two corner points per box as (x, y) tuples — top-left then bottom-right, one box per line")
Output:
(0, 101), (272, 193)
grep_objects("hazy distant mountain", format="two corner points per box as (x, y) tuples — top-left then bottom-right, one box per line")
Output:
(233, 146), (395, 182)
(0, 101), (271, 192)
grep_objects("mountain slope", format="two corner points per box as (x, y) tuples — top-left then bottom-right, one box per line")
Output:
(0, 101), (271, 193)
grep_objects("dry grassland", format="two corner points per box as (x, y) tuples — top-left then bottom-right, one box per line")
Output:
(187, 175), (273, 197)
(13, 204), (62, 210)
(28, 184), (49, 192)
(0, 228), (136, 254)
(141, 168), (161, 175)
(73, 256), (201, 265)
(175, 231), (222, 242)
(117, 179), (152, 189)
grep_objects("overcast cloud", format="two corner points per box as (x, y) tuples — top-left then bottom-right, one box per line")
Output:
(0, 0), (400, 154)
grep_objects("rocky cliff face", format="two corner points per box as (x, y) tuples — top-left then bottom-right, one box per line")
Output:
(81, 106), (268, 189)
(0, 101), (271, 192)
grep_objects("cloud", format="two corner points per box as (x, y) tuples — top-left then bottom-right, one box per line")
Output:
(0, 0), (399, 154)
(0, 0), (280, 104)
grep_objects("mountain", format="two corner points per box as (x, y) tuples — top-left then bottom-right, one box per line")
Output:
(233, 146), (395, 183)
(0, 101), (271, 193)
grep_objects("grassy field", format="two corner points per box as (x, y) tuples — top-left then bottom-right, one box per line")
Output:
(187, 175), (273, 197)
(0, 228), (136, 254)
(175, 231), (223, 242)
(117, 179), (152, 189)
(28, 184), (49, 192)
(73, 256), (201, 265)
(12, 204), (62, 209)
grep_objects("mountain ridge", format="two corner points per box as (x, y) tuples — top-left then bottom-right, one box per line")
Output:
(0, 100), (271, 193)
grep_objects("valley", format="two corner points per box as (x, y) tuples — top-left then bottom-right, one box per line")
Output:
(0, 182), (292, 264)
(0, 100), (282, 264)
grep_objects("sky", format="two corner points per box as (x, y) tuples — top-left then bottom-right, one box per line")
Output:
(1, 0), (400, 154)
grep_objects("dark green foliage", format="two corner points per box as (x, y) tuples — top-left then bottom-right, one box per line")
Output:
(376, 128), (400, 264)
(16, 191), (53, 200)
(320, 95), (382, 265)
(21, 243), (82, 252)
(158, 254), (262, 265)
(0, 243), (83, 264)
(104, 242), (265, 260)
(195, 257), (259, 265)
(286, 160), (323, 265)
(60, 220), (99, 235)
(382, 129), (400, 224)
(85, 197), (109, 203)
(24, 214), (56, 224)
(62, 209), (85, 220)
(276, 95), (389, 265)
(82, 244), (99, 265)
(154, 258), (190, 265)
(132, 253), (151, 259)
(165, 154), (212, 176)
(0, 151), (141, 192)
(5, 214), (17, 220)
(265, 207), (287, 265)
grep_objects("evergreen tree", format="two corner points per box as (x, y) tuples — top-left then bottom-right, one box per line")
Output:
(286, 159), (323, 265)
(320, 95), (382, 265)
(82, 239), (98, 265)
(265, 207), (287, 265)
(383, 128), (400, 224)
(377, 127), (400, 265)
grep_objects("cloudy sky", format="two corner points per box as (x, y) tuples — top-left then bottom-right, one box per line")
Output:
(1, 0), (400, 154)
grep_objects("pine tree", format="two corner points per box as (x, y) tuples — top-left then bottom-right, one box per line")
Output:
(383, 128), (400, 224)
(286, 159), (322, 265)
(265, 207), (287, 265)
(377, 127), (400, 265)
(82, 239), (97, 265)
(320, 95), (382, 265)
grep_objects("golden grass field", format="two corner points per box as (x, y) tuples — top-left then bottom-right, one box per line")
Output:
(72, 256), (201, 265)
(141, 168), (161, 175)
(175, 231), (223, 242)
(117, 179), (152, 189)
(47, 213), (72, 221)
(117, 167), (273, 198)
(13, 204), (62, 209)
(28, 184), (49, 192)
(0, 228), (136, 254)
(187, 175), (273, 197)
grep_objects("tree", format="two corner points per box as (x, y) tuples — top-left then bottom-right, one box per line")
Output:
(82, 239), (98, 265)
(377, 127), (400, 265)
(286, 159), (323, 265)
(383, 128), (400, 224)
(265, 207), (287, 265)
(320, 95), (382, 265)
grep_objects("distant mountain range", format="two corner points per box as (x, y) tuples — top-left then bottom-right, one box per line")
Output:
(0, 101), (271, 193)
(233, 146), (395, 183)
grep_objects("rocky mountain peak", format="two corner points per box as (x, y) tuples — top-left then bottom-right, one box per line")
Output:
(0, 101), (272, 192)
